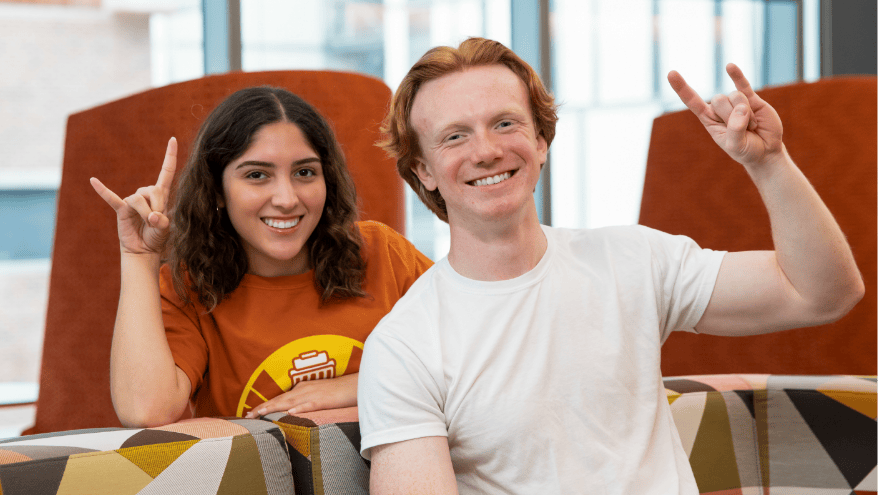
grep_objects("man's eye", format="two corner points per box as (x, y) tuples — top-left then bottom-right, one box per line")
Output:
(498, 120), (513, 128)
(447, 134), (462, 142)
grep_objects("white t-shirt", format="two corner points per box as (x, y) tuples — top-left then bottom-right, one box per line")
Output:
(358, 225), (725, 494)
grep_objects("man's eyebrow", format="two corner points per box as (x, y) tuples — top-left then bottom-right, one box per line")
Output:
(234, 157), (320, 170)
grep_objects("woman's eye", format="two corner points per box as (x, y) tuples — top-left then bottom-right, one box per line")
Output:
(245, 171), (267, 179)
(295, 168), (316, 177)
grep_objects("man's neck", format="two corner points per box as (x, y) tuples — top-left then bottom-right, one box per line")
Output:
(446, 207), (547, 282)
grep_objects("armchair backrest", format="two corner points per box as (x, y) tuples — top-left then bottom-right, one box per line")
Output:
(26, 71), (403, 434)
(640, 76), (876, 376)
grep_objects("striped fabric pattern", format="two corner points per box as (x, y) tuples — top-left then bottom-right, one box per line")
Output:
(0, 418), (294, 495)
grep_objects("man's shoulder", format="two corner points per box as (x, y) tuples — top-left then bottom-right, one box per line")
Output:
(370, 261), (444, 336)
(546, 224), (659, 256)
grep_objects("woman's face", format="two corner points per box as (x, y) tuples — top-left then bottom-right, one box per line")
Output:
(219, 121), (327, 277)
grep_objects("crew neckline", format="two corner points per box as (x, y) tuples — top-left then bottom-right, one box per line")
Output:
(437, 225), (555, 294)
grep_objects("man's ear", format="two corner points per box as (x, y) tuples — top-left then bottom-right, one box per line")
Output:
(412, 158), (438, 192)
(537, 134), (548, 170)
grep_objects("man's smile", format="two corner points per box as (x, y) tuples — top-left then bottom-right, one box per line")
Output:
(468, 169), (516, 187)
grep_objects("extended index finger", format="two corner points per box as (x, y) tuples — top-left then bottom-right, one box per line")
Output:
(154, 137), (178, 193)
(667, 70), (710, 117)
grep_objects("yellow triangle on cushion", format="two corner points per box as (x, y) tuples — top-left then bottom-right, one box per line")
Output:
(116, 439), (199, 479)
(666, 389), (682, 406)
(56, 450), (153, 495)
(818, 390), (877, 419)
(275, 422), (311, 458)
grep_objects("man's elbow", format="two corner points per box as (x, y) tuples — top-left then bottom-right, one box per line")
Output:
(809, 275), (865, 325)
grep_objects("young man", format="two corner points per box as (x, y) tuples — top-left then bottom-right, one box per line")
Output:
(357, 38), (864, 494)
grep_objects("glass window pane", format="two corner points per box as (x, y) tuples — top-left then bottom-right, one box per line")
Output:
(658, 0), (716, 103)
(596, 0), (654, 104)
(720, 0), (763, 93)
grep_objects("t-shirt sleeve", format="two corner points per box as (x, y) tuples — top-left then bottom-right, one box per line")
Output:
(358, 311), (448, 460)
(159, 265), (208, 397)
(636, 226), (726, 342)
(361, 221), (434, 294)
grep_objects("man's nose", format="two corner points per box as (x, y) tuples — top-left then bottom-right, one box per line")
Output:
(470, 131), (503, 165)
(272, 179), (299, 210)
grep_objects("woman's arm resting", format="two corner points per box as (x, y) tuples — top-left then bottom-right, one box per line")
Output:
(244, 373), (359, 418)
(370, 436), (459, 495)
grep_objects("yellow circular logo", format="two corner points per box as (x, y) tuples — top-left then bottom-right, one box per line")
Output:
(236, 335), (364, 416)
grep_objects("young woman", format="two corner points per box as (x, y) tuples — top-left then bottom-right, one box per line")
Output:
(91, 87), (432, 427)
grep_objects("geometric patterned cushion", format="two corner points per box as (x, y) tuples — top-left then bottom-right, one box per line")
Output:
(0, 417), (294, 495)
(264, 407), (368, 495)
(259, 376), (875, 495)
(665, 374), (877, 495)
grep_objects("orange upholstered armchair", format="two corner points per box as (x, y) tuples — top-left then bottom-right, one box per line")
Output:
(25, 71), (404, 434)
(640, 76), (876, 377)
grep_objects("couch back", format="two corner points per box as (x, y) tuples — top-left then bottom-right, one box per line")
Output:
(640, 76), (877, 376)
(26, 70), (402, 434)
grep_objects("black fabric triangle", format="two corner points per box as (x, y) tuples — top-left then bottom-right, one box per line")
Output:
(288, 442), (314, 495)
(337, 422), (369, 467)
(734, 389), (756, 418)
(786, 388), (877, 488)
(0, 456), (67, 495)
(663, 378), (717, 394)
(119, 429), (198, 449)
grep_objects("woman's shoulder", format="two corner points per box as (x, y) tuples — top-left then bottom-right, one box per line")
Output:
(356, 220), (433, 274)
(158, 263), (201, 308)
(356, 220), (412, 252)
(357, 220), (403, 240)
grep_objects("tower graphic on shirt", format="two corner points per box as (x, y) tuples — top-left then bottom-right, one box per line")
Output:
(236, 335), (364, 417)
(289, 350), (336, 385)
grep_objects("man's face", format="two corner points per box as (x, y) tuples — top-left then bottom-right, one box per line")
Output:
(410, 65), (548, 226)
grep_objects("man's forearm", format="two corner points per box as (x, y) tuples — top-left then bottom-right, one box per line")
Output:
(746, 145), (864, 320)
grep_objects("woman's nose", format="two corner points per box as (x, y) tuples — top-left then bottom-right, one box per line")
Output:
(271, 179), (299, 210)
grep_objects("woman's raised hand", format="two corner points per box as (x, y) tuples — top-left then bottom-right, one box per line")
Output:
(91, 137), (178, 255)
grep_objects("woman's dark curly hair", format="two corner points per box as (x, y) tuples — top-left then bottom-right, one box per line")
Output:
(167, 86), (367, 311)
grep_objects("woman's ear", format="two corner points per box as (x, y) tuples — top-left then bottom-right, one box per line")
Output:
(216, 194), (225, 209)
(412, 158), (438, 192)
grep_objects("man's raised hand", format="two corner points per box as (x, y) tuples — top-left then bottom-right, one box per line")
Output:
(667, 63), (784, 169)
(90, 137), (178, 255)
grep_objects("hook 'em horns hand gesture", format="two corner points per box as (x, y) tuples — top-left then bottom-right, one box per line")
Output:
(668, 63), (785, 170)
(90, 137), (178, 256)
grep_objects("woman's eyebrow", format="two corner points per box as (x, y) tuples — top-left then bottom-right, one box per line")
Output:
(234, 157), (320, 170)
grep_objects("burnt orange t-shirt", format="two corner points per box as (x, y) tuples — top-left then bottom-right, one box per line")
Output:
(160, 221), (433, 418)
